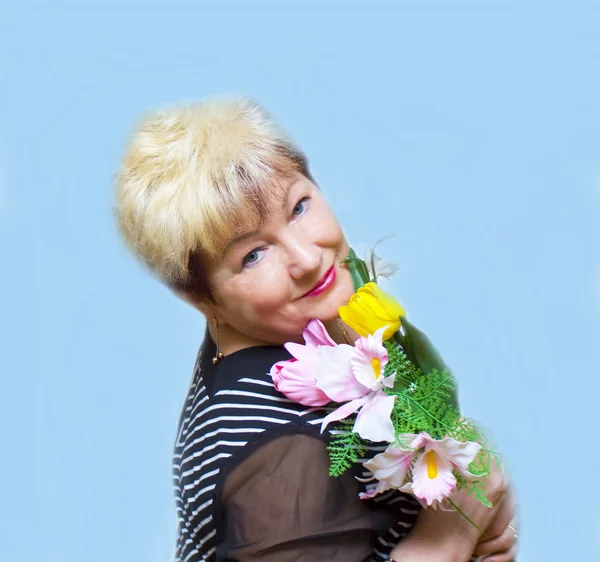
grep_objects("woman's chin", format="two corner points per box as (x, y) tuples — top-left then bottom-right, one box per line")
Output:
(311, 284), (355, 323)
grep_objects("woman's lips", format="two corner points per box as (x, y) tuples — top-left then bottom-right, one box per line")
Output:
(303, 266), (336, 297)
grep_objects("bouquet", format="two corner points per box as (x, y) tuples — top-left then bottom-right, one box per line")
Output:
(269, 248), (498, 529)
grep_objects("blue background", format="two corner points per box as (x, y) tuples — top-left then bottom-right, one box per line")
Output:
(1, 1), (598, 561)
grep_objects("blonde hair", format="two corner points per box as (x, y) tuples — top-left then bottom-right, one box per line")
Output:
(115, 96), (311, 295)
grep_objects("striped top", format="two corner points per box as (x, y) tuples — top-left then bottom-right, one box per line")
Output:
(172, 334), (422, 562)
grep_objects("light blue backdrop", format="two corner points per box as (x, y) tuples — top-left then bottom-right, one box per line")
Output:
(1, 1), (598, 561)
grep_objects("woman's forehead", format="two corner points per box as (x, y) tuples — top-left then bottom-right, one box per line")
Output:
(211, 175), (302, 254)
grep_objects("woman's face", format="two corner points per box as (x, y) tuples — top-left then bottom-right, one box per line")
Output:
(203, 173), (355, 346)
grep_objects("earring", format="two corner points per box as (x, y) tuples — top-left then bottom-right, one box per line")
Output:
(337, 317), (354, 345)
(212, 320), (224, 364)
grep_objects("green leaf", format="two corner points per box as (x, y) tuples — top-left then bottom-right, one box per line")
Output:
(340, 248), (371, 290)
(397, 316), (459, 408)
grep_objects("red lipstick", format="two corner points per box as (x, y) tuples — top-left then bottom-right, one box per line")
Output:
(303, 266), (336, 297)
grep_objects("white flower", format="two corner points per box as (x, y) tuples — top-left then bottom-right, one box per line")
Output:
(362, 241), (399, 281)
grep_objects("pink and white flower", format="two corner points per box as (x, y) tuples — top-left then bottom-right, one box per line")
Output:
(351, 326), (396, 392)
(361, 432), (482, 506)
(408, 433), (482, 506)
(270, 358), (330, 406)
(359, 437), (416, 499)
(269, 319), (334, 407)
(311, 343), (366, 402)
(271, 320), (397, 443)
(317, 327), (397, 443)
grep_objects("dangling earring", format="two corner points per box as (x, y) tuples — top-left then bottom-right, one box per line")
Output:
(337, 317), (354, 345)
(212, 320), (224, 364)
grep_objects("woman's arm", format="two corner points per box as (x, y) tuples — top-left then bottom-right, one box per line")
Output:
(220, 430), (516, 562)
(218, 431), (395, 561)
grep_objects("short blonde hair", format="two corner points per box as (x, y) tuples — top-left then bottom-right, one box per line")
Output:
(115, 96), (311, 295)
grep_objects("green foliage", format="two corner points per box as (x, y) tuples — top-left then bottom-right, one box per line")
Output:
(385, 339), (462, 440)
(384, 340), (421, 388)
(391, 372), (461, 439)
(450, 418), (485, 445)
(454, 450), (494, 508)
(326, 337), (498, 514)
(327, 421), (369, 477)
(451, 420), (497, 507)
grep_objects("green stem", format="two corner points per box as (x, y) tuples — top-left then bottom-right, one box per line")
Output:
(341, 248), (371, 291)
(447, 498), (482, 533)
(370, 250), (378, 283)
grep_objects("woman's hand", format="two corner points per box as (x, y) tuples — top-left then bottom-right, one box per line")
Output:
(388, 458), (517, 562)
(472, 484), (518, 562)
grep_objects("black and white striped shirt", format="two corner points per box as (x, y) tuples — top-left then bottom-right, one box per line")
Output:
(172, 335), (421, 562)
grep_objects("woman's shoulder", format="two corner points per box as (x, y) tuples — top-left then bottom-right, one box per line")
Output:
(182, 338), (325, 431)
(174, 342), (327, 487)
(210, 344), (291, 396)
(209, 345), (325, 428)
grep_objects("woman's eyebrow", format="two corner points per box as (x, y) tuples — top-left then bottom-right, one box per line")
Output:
(282, 177), (301, 208)
(222, 177), (303, 256)
(223, 229), (261, 255)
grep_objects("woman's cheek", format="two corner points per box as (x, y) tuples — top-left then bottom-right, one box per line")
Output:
(238, 279), (291, 317)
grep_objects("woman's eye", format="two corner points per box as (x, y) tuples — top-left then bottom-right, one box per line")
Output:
(292, 196), (311, 217)
(242, 248), (266, 269)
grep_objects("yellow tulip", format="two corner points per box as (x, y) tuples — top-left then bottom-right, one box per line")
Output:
(338, 282), (406, 341)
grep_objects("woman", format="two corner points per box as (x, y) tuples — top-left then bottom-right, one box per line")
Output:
(115, 97), (517, 561)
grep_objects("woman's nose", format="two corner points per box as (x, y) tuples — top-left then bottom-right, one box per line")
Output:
(286, 235), (322, 280)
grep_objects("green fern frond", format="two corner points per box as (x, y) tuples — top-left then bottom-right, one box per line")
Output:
(327, 424), (368, 477)
(389, 368), (461, 440)
(384, 340), (421, 389)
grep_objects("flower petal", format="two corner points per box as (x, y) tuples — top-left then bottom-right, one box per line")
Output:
(382, 373), (396, 388)
(363, 444), (415, 487)
(284, 341), (318, 363)
(397, 433), (425, 449)
(359, 479), (393, 500)
(339, 303), (371, 338)
(351, 330), (389, 391)
(320, 397), (368, 433)
(429, 437), (482, 473)
(303, 319), (336, 348)
(315, 344), (368, 402)
(354, 391), (396, 442)
(400, 483), (454, 511)
(399, 482), (429, 509)
(272, 360), (331, 406)
(411, 450), (456, 506)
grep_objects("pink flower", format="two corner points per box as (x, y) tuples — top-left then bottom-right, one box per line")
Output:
(272, 320), (398, 443)
(360, 439), (417, 499)
(360, 433), (482, 505)
(320, 389), (396, 443)
(318, 327), (396, 443)
(314, 344), (367, 402)
(407, 432), (482, 506)
(300, 318), (337, 347)
(351, 326), (396, 392)
(269, 319), (334, 407)
(270, 359), (330, 406)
